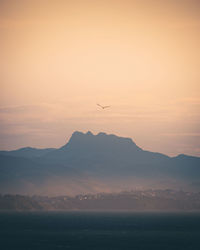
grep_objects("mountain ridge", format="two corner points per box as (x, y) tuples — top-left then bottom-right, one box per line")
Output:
(1, 131), (198, 159)
(0, 131), (200, 195)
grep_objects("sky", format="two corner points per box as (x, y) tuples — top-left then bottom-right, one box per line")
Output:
(0, 0), (200, 156)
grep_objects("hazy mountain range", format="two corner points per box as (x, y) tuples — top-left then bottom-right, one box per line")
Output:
(0, 131), (200, 195)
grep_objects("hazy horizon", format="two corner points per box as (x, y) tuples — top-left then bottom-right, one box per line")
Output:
(1, 0), (200, 157)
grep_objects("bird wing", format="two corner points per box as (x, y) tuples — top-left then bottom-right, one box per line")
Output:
(103, 106), (110, 109)
(97, 103), (103, 108)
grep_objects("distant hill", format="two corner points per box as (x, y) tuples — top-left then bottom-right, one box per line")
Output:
(0, 131), (200, 195)
(0, 147), (55, 158)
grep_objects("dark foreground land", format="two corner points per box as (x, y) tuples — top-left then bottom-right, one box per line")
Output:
(1, 190), (200, 211)
(0, 211), (200, 250)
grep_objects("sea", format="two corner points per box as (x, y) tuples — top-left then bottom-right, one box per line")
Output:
(0, 211), (200, 250)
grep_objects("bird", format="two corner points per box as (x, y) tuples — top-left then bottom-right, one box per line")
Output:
(97, 103), (110, 109)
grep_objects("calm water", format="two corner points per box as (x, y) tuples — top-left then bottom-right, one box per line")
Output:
(0, 211), (200, 250)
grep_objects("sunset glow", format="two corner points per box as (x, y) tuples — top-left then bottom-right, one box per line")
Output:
(0, 0), (200, 156)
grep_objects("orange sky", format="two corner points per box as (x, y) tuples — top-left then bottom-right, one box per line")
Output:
(0, 0), (200, 156)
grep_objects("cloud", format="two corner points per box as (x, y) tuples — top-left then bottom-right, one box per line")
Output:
(0, 104), (51, 114)
(0, 99), (200, 156)
(161, 133), (200, 137)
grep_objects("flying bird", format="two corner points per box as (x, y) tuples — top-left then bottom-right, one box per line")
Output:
(97, 103), (110, 109)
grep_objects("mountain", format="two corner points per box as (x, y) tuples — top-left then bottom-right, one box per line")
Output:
(0, 147), (55, 158)
(39, 131), (169, 170)
(0, 131), (200, 195)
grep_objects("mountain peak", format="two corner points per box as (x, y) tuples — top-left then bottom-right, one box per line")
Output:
(71, 131), (84, 137)
(60, 131), (141, 153)
(86, 131), (93, 136)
